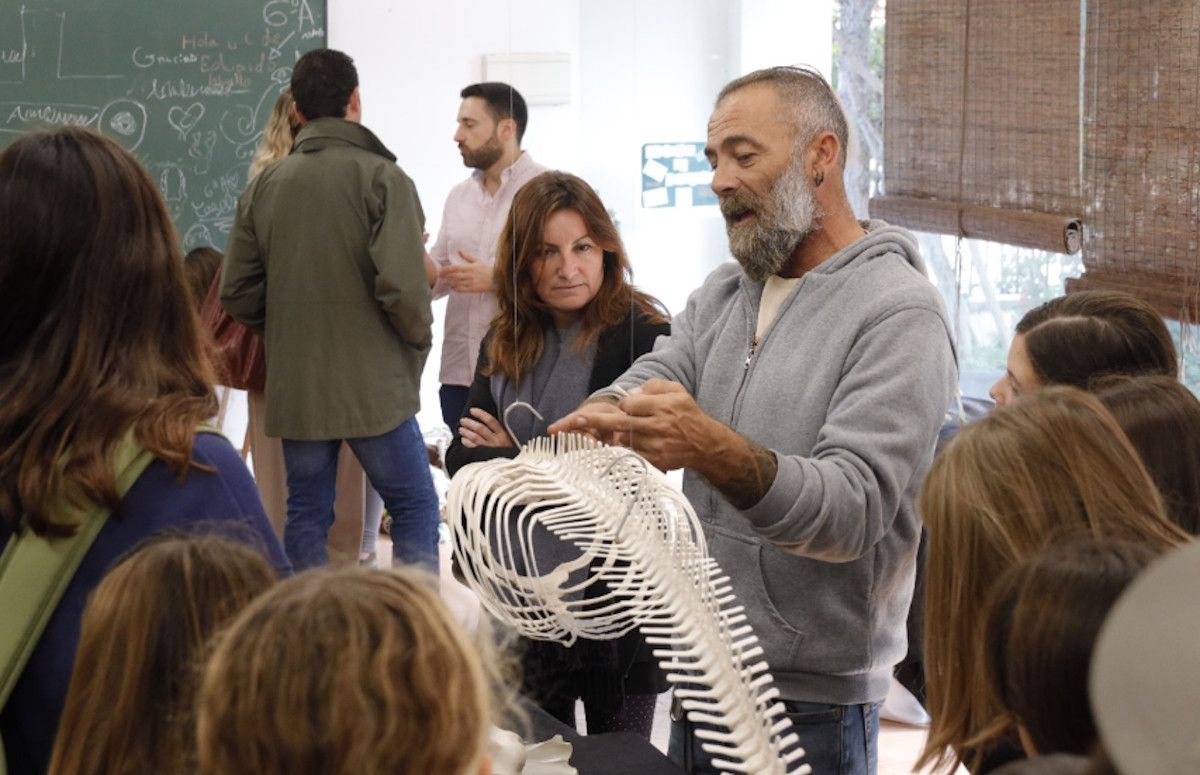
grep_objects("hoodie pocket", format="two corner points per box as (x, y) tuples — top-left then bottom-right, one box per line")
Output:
(708, 527), (804, 672)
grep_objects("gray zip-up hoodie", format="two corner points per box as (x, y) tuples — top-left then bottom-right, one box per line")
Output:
(604, 221), (957, 704)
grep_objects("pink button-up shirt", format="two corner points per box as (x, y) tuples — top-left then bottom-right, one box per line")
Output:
(430, 152), (548, 386)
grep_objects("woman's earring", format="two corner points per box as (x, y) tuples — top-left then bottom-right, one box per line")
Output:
(814, 171), (824, 187)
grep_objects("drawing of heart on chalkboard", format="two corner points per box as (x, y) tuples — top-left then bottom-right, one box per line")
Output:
(168, 103), (205, 141)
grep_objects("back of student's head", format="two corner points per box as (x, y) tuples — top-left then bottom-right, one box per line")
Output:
(183, 246), (222, 309)
(1095, 374), (1200, 536)
(291, 48), (358, 120)
(49, 533), (275, 775)
(0, 127), (217, 537)
(197, 567), (496, 775)
(461, 81), (529, 144)
(1015, 291), (1177, 388)
(919, 386), (1187, 772)
(981, 539), (1157, 760)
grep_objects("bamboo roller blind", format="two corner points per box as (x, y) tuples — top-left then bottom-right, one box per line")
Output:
(872, 0), (1084, 254)
(1067, 0), (1200, 320)
(876, 0), (1200, 320)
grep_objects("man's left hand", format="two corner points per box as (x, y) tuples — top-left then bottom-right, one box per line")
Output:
(439, 250), (492, 293)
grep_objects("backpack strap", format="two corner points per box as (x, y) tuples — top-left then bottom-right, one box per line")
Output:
(0, 425), (223, 709)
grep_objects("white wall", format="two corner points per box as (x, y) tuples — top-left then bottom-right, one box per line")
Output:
(579, 0), (735, 316)
(739, 0), (834, 78)
(578, 0), (835, 316)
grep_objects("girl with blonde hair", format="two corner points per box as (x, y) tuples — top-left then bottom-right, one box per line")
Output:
(917, 387), (1188, 773)
(248, 89), (301, 179)
(48, 534), (276, 775)
(197, 567), (499, 775)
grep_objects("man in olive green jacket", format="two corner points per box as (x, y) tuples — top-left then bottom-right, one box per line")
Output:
(221, 48), (438, 572)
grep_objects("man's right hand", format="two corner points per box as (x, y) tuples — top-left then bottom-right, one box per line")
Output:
(547, 396), (627, 445)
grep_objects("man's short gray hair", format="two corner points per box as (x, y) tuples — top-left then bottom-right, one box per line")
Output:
(717, 65), (850, 167)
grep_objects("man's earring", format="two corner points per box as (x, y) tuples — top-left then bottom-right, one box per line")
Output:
(814, 171), (824, 187)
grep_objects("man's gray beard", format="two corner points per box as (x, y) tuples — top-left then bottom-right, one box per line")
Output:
(461, 133), (504, 170)
(723, 158), (821, 283)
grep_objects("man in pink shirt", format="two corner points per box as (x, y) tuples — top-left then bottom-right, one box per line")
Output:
(426, 82), (548, 428)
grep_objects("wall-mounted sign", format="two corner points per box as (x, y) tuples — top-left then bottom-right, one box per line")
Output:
(641, 142), (717, 208)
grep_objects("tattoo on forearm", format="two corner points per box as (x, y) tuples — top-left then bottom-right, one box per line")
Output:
(711, 441), (778, 511)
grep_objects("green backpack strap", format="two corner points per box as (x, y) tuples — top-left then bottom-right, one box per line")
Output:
(0, 425), (223, 729)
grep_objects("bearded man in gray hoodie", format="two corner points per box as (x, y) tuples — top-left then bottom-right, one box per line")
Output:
(551, 66), (957, 774)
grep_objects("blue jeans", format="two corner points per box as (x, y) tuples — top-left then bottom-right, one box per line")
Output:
(282, 417), (439, 572)
(669, 697), (881, 775)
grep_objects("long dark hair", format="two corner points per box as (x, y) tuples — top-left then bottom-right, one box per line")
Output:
(0, 128), (218, 536)
(486, 171), (667, 381)
(980, 538), (1157, 758)
(1016, 290), (1178, 387)
(1097, 374), (1200, 535)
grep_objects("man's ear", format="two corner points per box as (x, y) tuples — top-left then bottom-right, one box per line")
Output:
(497, 117), (518, 146)
(344, 87), (362, 122)
(808, 131), (840, 187)
(292, 103), (308, 126)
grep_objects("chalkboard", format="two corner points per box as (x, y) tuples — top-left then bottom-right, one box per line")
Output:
(0, 0), (327, 250)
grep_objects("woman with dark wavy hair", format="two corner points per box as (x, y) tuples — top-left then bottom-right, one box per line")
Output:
(0, 128), (287, 774)
(446, 170), (669, 737)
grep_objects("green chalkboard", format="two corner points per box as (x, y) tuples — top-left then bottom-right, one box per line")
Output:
(0, 0), (327, 250)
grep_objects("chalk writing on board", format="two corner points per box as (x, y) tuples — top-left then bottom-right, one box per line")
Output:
(189, 130), (217, 175)
(99, 99), (148, 150)
(0, 0), (326, 250)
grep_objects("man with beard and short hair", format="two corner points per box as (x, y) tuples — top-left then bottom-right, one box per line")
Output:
(550, 66), (957, 775)
(425, 82), (547, 428)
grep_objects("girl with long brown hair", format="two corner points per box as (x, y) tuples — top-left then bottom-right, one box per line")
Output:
(0, 128), (287, 774)
(48, 534), (275, 775)
(918, 387), (1188, 773)
(445, 171), (669, 737)
(1096, 374), (1200, 536)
